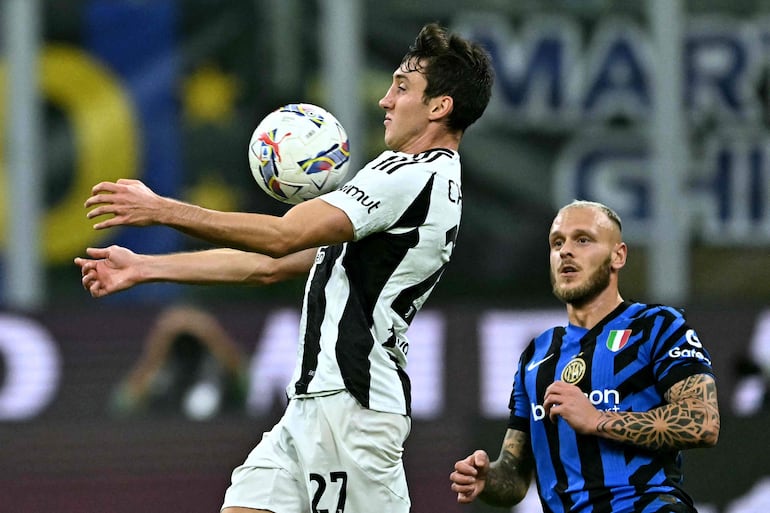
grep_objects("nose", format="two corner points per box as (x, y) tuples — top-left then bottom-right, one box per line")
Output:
(379, 88), (393, 110)
(559, 240), (574, 257)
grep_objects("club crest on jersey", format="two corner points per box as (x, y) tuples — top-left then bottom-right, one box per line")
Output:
(561, 357), (586, 384)
(606, 329), (632, 352)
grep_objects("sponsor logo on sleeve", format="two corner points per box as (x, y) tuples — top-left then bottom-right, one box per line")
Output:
(668, 329), (711, 364)
(340, 183), (381, 213)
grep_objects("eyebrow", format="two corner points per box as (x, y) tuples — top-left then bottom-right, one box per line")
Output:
(549, 228), (595, 241)
(393, 71), (412, 82)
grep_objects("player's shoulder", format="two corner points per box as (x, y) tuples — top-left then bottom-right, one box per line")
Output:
(626, 301), (687, 322)
(532, 325), (566, 345)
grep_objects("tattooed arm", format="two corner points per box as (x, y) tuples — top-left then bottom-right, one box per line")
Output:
(595, 373), (720, 450)
(544, 373), (720, 451)
(450, 428), (535, 506)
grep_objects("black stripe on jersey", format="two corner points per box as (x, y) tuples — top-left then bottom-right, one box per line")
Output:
(392, 263), (447, 325)
(392, 173), (434, 229)
(372, 153), (409, 173)
(573, 331), (613, 513)
(293, 244), (342, 395)
(571, 303), (638, 512)
(615, 314), (659, 401)
(416, 148), (455, 162)
(389, 174), (444, 324)
(372, 149), (455, 174)
(333, 176), (435, 408)
(630, 455), (694, 512)
(394, 354), (412, 416)
(536, 328), (574, 513)
(336, 230), (419, 408)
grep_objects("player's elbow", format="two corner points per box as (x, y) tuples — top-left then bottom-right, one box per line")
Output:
(686, 402), (720, 449)
(261, 238), (296, 259)
(257, 227), (309, 258)
(700, 413), (720, 448)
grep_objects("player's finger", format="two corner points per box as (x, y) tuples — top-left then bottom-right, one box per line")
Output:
(470, 449), (489, 469)
(450, 469), (476, 485)
(85, 247), (110, 259)
(85, 202), (120, 218)
(456, 490), (476, 504)
(90, 181), (121, 195)
(548, 402), (561, 422)
(454, 459), (478, 475)
(116, 178), (142, 185)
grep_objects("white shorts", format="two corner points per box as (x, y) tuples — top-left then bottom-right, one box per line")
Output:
(221, 390), (411, 513)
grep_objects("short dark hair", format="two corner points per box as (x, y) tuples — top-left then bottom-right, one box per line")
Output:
(401, 22), (494, 132)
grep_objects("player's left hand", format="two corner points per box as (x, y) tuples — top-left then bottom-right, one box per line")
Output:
(543, 380), (603, 434)
(85, 178), (169, 230)
(75, 245), (141, 297)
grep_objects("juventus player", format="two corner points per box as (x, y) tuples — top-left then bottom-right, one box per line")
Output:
(450, 200), (720, 513)
(76, 23), (493, 513)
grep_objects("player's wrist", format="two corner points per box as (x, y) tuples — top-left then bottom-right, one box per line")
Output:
(595, 410), (609, 434)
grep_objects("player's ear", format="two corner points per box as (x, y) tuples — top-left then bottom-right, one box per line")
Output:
(428, 95), (453, 121)
(611, 242), (627, 271)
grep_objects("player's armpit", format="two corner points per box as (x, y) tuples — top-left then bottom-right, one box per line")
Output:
(596, 373), (720, 451)
(480, 428), (534, 507)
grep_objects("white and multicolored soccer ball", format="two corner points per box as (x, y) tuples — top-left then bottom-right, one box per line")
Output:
(248, 103), (351, 204)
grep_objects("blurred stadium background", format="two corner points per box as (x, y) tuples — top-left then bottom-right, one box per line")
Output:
(1, 0), (770, 512)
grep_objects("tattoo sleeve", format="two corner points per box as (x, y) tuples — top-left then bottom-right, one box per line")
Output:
(479, 429), (535, 507)
(595, 373), (720, 451)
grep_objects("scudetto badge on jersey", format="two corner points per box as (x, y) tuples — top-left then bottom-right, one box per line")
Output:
(606, 329), (632, 352)
(561, 357), (586, 384)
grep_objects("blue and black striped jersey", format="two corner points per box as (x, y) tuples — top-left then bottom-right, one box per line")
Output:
(509, 301), (714, 513)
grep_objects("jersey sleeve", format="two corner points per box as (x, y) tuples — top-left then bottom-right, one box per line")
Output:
(507, 339), (535, 432)
(650, 307), (714, 394)
(319, 161), (433, 240)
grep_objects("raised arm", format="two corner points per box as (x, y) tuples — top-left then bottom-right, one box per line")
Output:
(84, 179), (354, 256)
(75, 245), (317, 298)
(450, 428), (534, 507)
(544, 373), (720, 451)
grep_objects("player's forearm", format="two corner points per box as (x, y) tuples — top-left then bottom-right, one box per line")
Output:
(595, 375), (720, 450)
(139, 248), (295, 286)
(479, 457), (530, 507)
(478, 430), (533, 507)
(156, 199), (295, 257)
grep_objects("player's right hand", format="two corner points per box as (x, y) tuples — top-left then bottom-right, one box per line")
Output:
(449, 449), (490, 504)
(85, 178), (167, 230)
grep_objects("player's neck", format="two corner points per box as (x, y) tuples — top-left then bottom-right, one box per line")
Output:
(398, 126), (461, 154)
(566, 289), (624, 330)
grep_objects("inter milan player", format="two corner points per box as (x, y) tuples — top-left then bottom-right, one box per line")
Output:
(450, 200), (720, 513)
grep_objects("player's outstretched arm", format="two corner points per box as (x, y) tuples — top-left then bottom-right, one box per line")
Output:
(594, 373), (720, 451)
(450, 429), (534, 507)
(84, 178), (354, 257)
(75, 245), (316, 298)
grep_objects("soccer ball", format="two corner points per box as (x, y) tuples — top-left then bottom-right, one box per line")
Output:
(248, 103), (351, 204)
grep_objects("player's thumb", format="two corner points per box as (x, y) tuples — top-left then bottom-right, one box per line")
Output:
(470, 450), (490, 472)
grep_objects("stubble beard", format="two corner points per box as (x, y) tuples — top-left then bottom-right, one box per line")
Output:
(551, 255), (612, 307)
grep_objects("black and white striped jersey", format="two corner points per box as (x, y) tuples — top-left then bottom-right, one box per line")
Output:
(286, 149), (462, 416)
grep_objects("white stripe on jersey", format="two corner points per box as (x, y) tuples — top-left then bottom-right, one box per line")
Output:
(286, 149), (462, 415)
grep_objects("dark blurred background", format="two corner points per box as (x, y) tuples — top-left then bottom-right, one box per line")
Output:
(1, 1), (769, 512)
